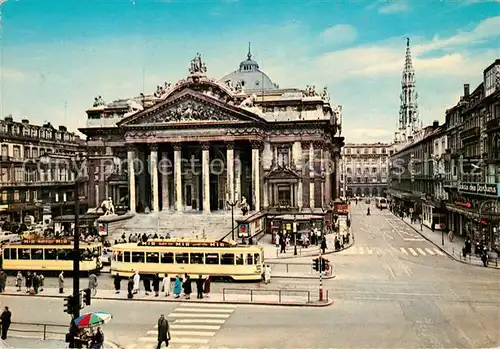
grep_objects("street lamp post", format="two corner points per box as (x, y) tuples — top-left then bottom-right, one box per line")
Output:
(227, 200), (238, 241)
(293, 215), (297, 256)
(72, 153), (83, 322)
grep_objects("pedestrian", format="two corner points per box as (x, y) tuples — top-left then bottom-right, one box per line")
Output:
(15, 272), (22, 292)
(127, 277), (134, 299)
(196, 275), (204, 299)
(182, 275), (191, 299)
(143, 277), (151, 296)
(173, 276), (181, 298)
(156, 314), (170, 349)
(321, 236), (327, 254)
(91, 326), (104, 349)
(114, 273), (121, 294)
(58, 271), (64, 294)
(264, 265), (271, 284)
(0, 271), (5, 293)
(88, 273), (98, 296)
(25, 271), (32, 293)
(162, 274), (170, 297)
(39, 273), (44, 292)
(203, 275), (211, 298)
(153, 274), (160, 297)
(133, 271), (140, 294)
(32, 272), (39, 295)
(0, 306), (11, 340)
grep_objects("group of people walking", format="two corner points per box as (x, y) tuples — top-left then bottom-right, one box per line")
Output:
(0, 270), (45, 295)
(113, 272), (211, 300)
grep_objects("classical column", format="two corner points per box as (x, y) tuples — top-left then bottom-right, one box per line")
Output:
(161, 152), (170, 211)
(334, 152), (341, 199)
(324, 145), (332, 205)
(226, 142), (235, 203)
(235, 149), (241, 202)
(251, 141), (261, 212)
(150, 144), (159, 212)
(202, 142), (211, 214)
(309, 142), (315, 208)
(127, 145), (136, 213)
(174, 144), (183, 212)
(263, 181), (269, 208)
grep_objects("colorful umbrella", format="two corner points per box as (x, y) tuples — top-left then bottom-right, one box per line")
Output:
(74, 311), (113, 328)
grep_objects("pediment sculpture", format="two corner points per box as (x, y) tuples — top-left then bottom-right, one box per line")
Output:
(189, 53), (207, 75)
(132, 100), (240, 124)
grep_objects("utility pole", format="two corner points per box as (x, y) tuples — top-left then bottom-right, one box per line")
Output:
(227, 200), (238, 240)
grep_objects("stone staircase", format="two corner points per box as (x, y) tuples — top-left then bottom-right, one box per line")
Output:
(114, 211), (236, 239)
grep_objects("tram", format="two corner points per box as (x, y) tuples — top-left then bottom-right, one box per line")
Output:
(110, 239), (264, 281)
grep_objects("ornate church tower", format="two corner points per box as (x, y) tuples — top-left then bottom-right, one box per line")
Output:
(395, 38), (420, 143)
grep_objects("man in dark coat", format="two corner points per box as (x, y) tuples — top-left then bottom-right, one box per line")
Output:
(196, 275), (204, 299)
(156, 314), (170, 349)
(114, 273), (121, 294)
(153, 274), (161, 297)
(1, 306), (12, 340)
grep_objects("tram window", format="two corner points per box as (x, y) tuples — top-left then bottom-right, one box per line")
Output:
(115, 252), (123, 262)
(123, 252), (131, 263)
(236, 253), (244, 265)
(146, 252), (159, 263)
(31, 249), (43, 260)
(131, 251), (145, 263)
(175, 253), (189, 264)
(246, 253), (254, 265)
(221, 253), (235, 265)
(18, 249), (31, 260)
(161, 252), (173, 264)
(3, 248), (12, 259)
(45, 249), (57, 260)
(205, 253), (219, 265)
(254, 253), (261, 264)
(57, 250), (72, 260)
(190, 253), (203, 264)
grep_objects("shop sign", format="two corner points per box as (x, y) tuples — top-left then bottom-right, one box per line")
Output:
(455, 201), (472, 208)
(458, 182), (500, 197)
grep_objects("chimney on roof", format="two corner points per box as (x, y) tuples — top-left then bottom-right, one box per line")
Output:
(21, 119), (29, 124)
(433, 121), (439, 129)
(464, 84), (470, 97)
(58, 125), (67, 132)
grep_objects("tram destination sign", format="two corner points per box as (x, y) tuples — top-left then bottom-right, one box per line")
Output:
(22, 239), (72, 245)
(138, 240), (233, 248)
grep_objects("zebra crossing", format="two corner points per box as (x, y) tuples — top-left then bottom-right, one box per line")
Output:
(127, 303), (236, 349)
(338, 245), (446, 257)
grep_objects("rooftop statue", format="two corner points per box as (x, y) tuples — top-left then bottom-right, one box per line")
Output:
(321, 86), (330, 102)
(93, 96), (106, 107)
(303, 85), (317, 97)
(189, 53), (207, 75)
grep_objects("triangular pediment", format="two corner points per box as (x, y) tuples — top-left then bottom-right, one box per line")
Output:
(266, 166), (300, 180)
(118, 89), (267, 127)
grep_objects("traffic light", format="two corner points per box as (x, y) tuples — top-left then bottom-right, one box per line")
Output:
(312, 258), (319, 271)
(83, 288), (91, 306)
(321, 258), (329, 272)
(64, 295), (74, 314)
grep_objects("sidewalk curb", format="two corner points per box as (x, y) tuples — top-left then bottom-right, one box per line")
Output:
(2, 335), (121, 349)
(273, 274), (336, 280)
(265, 241), (355, 261)
(397, 215), (500, 270)
(0, 292), (333, 308)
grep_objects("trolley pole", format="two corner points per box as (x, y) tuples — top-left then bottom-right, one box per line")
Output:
(318, 226), (323, 302)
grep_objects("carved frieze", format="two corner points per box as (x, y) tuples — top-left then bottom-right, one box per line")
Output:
(131, 99), (240, 125)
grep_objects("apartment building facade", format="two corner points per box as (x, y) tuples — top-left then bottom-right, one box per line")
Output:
(0, 115), (85, 223)
(341, 143), (391, 198)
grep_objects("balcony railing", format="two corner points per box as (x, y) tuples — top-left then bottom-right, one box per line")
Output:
(486, 118), (500, 132)
(460, 126), (480, 140)
(0, 180), (77, 187)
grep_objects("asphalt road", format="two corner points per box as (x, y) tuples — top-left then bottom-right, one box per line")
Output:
(1, 201), (499, 349)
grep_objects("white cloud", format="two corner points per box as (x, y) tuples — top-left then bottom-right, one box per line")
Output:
(2, 15), (498, 143)
(320, 24), (358, 44)
(378, 1), (410, 14)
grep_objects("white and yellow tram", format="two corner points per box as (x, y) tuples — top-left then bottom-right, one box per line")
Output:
(110, 239), (264, 281)
(1, 238), (103, 274)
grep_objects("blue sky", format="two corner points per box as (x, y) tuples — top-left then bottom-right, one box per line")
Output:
(1, 0), (499, 142)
